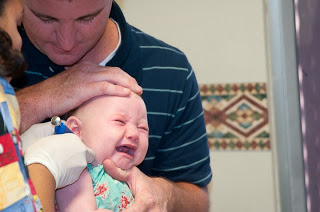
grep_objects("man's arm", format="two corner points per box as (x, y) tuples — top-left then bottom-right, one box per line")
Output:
(17, 61), (142, 133)
(137, 178), (209, 212)
(103, 160), (209, 212)
(169, 182), (209, 212)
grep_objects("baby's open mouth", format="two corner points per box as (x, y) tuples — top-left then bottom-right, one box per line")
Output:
(116, 146), (134, 156)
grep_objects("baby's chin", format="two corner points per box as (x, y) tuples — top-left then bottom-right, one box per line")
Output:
(113, 158), (135, 170)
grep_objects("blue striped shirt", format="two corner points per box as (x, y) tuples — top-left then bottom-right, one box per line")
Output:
(13, 2), (212, 187)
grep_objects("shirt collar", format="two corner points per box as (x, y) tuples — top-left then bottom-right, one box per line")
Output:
(107, 1), (142, 83)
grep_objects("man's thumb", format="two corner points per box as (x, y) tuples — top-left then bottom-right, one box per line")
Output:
(102, 159), (131, 182)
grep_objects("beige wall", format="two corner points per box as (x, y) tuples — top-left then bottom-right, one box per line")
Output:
(117, 0), (268, 84)
(116, 1), (277, 211)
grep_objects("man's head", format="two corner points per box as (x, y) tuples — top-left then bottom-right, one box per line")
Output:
(21, 0), (113, 66)
(66, 93), (149, 170)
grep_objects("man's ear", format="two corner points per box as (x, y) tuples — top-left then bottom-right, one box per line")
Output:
(66, 116), (82, 137)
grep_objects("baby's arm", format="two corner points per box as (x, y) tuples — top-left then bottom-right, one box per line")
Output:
(56, 169), (112, 212)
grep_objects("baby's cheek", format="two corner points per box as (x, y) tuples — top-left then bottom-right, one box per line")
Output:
(136, 148), (148, 165)
(81, 132), (100, 149)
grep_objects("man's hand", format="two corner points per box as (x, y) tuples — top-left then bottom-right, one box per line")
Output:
(17, 61), (143, 133)
(103, 159), (171, 211)
(103, 159), (209, 212)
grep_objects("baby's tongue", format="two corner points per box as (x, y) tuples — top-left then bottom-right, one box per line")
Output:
(116, 146), (131, 154)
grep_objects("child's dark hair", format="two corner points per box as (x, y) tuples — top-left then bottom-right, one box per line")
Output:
(0, 28), (26, 78)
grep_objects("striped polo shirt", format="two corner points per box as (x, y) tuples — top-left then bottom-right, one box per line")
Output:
(13, 2), (212, 187)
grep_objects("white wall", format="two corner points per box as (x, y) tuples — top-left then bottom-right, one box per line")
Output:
(117, 1), (277, 211)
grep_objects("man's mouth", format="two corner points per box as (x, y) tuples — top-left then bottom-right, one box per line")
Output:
(116, 146), (135, 156)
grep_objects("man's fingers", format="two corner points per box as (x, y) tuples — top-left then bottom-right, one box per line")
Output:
(88, 81), (131, 97)
(91, 66), (143, 95)
(122, 203), (143, 212)
(123, 186), (158, 212)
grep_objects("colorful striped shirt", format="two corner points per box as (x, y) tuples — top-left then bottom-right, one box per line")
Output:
(0, 77), (42, 211)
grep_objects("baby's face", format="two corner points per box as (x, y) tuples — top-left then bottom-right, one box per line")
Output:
(67, 94), (149, 170)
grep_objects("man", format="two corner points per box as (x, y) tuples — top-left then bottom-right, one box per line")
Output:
(13, 0), (212, 211)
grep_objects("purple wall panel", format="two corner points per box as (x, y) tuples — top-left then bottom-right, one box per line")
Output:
(296, 1), (320, 211)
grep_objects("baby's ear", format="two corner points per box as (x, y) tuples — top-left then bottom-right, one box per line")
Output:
(66, 116), (82, 137)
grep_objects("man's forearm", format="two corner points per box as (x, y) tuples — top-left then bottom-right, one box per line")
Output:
(16, 85), (49, 133)
(173, 182), (209, 212)
(158, 178), (209, 212)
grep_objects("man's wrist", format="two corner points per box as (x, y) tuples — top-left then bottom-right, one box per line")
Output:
(16, 85), (49, 133)
(153, 177), (175, 211)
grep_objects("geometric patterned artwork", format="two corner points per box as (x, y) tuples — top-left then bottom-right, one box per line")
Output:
(200, 83), (270, 151)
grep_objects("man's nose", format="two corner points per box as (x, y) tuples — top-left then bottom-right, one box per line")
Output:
(56, 23), (75, 52)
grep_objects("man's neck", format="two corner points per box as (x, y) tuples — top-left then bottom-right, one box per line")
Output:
(80, 18), (119, 65)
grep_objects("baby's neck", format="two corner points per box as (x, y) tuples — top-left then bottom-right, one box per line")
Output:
(91, 160), (99, 167)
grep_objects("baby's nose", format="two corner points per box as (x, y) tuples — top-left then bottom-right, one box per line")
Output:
(125, 127), (139, 142)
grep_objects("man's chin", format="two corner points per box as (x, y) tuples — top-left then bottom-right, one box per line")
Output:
(49, 57), (78, 67)
(45, 51), (81, 66)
